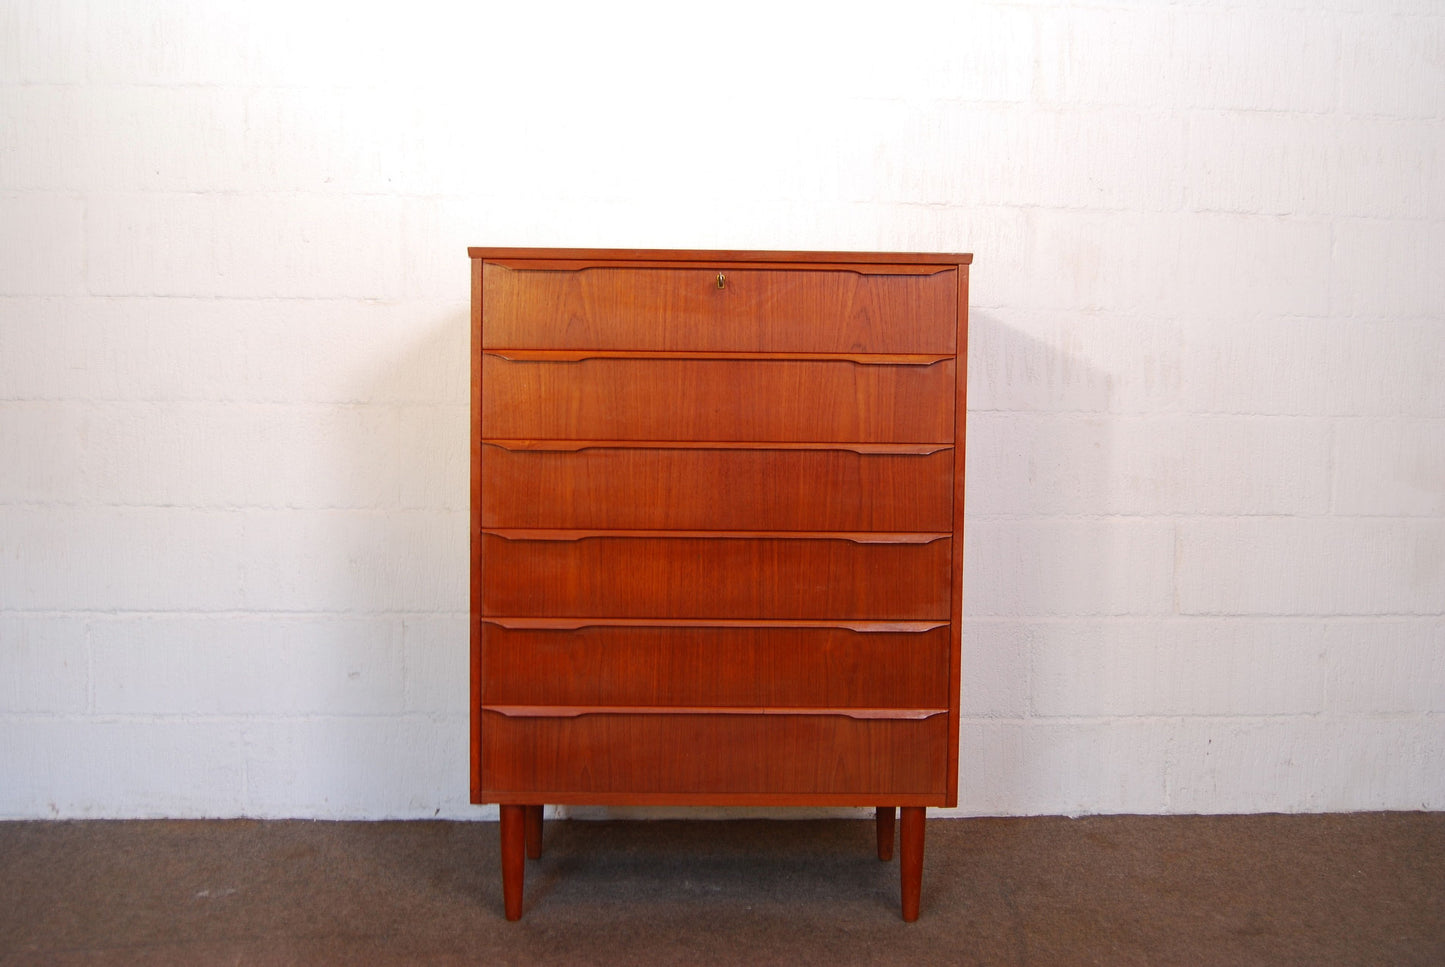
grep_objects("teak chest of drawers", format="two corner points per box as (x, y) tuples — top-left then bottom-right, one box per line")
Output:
(469, 247), (971, 920)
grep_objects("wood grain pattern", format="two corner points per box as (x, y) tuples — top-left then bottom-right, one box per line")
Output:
(483, 528), (947, 543)
(524, 805), (542, 860)
(481, 354), (954, 443)
(482, 791), (947, 807)
(489, 349), (951, 364)
(469, 247), (969, 920)
(947, 260), (970, 810)
(900, 806), (926, 921)
(470, 257), (485, 803)
(489, 260), (954, 274)
(478, 710), (949, 798)
(477, 532), (951, 619)
(480, 444), (953, 531)
(468, 246), (972, 266)
(500, 804), (525, 920)
(876, 806), (896, 861)
(486, 440), (950, 453)
(484, 707), (946, 720)
(481, 262), (958, 353)
(482, 618), (949, 631)
(478, 623), (952, 709)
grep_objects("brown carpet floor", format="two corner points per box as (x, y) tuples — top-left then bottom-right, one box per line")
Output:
(1, 814), (1441, 966)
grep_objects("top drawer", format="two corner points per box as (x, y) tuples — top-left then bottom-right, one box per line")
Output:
(480, 262), (957, 354)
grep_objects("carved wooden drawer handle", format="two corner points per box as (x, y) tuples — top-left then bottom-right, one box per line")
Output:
(480, 617), (950, 633)
(482, 528), (950, 544)
(483, 705), (948, 720)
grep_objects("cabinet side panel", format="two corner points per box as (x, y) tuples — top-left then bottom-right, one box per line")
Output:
(947, 263), (970, 808)
(470, 256), (485, 803)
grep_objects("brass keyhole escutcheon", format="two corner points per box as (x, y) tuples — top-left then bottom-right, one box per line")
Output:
(716, 272), (726, 289)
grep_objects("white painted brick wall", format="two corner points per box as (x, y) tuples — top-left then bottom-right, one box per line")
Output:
(89, 616), (405, 716)
(1038, 7), (1340, 112)
(1324, 619), (1445, 715)
(0, 617), (88, 714)
(1029, 619), (1328, 718)
(0, 194), (85, 295)
(84, 403), (404, 509)
(0, 508), (249, 612)
(1340, 13), (1445, 119)
(1333, 218), (1445, 318)
(1, 0), (1441, 820)
(0, 403), (87, 504)
(957, 619), (1030, 719)
(1329, 118), (1445, 220)
(1333, 420), (1445, 516)
(968, 414), (1333, 516)
(86, 194), (414, 299)
(1166, 717), (1445, 814)
(958, 719), (1172, 816)
(0, 1), (86, 83)
(1, 719), (248, 818)
(966, 519), (1176, 617)
(401, 615), (469, 716)
(241, 716), (468, 819)
(1178, 519), (1445, 616)
(235, 510), (464, 614)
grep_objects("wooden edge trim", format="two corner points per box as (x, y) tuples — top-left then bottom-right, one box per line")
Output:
(946, 259), (970, 809)
(481, 529), (951, 544)
(479, 792), (950, 807)
(487, 260), (957, 275)
(482, 706), (949, 720)
(469, 255), (484, 803)
(482, 440), (952, 455)
(468, 247), (971, 265)
(486, 349), (952, 366)
(480, 617), (950, 633)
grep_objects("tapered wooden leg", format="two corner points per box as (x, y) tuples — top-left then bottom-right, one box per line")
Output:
(900, 806), (926, 922)
(875, 806), (895, 861)
(525, 804), (543, 860)
(500, 804), (526, 920)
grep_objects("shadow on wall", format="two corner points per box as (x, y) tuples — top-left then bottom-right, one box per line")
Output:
(957, 309), (1126, 817)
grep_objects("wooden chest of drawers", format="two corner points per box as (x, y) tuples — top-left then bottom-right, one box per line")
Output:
(469, 247), (971, 920)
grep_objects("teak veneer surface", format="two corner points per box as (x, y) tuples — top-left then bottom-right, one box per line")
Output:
(477, 532), (951, 620)
(479, 623), (953, 709)
(469, 246), (972, 263)
(470, 247), (970, 921)
(479, 710), (950, 800)
(481, 262), (958, 354)
(479, 444), (953, 531)
(481, 354), (955, 443)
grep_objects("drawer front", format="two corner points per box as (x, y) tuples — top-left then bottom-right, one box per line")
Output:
(480, 444), (953, 532)
(481, 262), (958, 354)
(481, 355), (955, 443)
(479, 709), (950, 798)
(479, 622), (952, 709)
(479, 533), (951, 620)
